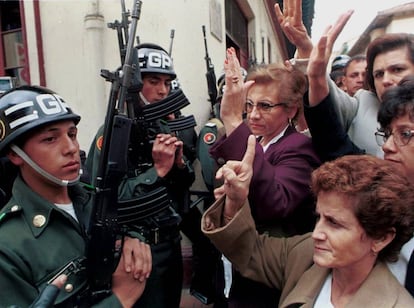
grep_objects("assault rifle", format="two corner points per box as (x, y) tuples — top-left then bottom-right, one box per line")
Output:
(127, 88), (196, 173)
(202, 25), (217, 114)
(86, 0), (143, 301)
(107, 0), (131, 63)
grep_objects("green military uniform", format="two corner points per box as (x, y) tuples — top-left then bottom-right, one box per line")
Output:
(0, 175), (122, 307)
(86, 123), (194, 308)
(196, 117), (224, 196)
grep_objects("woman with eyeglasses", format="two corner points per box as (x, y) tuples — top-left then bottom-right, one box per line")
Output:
(207, 47), (321, 307)
(377, 75), (414, 184)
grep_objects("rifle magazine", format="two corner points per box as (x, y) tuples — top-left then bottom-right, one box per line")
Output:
(141, 89), (190, 121)
(117, 186), (172, 224)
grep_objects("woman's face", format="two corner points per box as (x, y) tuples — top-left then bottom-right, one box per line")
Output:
(373, 48), (414, 100)
(246, 83), (297, 145)
(382, 113), (414, 183)
(312, 191), (376, 270)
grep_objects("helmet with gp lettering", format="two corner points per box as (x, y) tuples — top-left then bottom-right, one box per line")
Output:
(136, 43), (176, 79)
(0, 85), (80, 154)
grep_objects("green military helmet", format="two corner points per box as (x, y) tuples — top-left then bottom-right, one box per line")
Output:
(0, 85), (80, 154)
(136, 43), (176, 79)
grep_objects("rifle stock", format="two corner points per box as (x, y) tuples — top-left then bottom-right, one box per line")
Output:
(86, 0), (143, 300)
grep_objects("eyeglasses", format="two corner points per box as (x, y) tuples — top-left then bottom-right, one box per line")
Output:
(375, 129), (414, 147)
(245, 100), (286, 113)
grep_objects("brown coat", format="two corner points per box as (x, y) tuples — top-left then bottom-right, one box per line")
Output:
(202, 197), (414, 307)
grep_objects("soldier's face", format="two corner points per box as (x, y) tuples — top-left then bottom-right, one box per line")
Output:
(9, 120), (80, 187)
(141, 74), (172, 103)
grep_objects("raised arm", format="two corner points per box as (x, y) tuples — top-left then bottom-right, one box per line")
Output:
(274, 0), (313, 59)
(219, 48), (254, 136)
(307, 10), (354, 106)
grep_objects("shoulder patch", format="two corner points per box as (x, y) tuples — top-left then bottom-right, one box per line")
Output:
(203, 132), (216, 145)
(96, 135), (103, 151)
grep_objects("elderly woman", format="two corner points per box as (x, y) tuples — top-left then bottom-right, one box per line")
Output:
(211, 48), (320, 236)
(208, 48), (320, 306)
(377, 75), (414, 184)
(375, 76), (414, 293)
(203, 136), (414, 307)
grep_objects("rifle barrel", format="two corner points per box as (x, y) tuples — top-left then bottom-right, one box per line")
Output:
(169, 29), (175, 56)
(117, 0), (142, 114)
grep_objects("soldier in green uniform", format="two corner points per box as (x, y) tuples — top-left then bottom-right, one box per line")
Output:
(0, 86), (151, 307)
(86, 43), (203, 308)
(195, 68), (247, 306)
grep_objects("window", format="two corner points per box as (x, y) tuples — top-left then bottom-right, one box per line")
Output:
(225, 0), (248, 67)
(0, 1), (27, 86)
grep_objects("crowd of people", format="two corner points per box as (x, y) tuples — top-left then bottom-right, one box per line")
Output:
(1, 0), (414, 307)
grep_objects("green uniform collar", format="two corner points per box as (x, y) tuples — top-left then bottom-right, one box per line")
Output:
(0, 176), (90, 237)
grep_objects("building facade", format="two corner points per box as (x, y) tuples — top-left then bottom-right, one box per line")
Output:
(346, 2), (414, 56)
(0, 0), (309, 151)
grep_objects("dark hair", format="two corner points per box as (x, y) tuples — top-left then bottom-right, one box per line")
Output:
(377, 74), (414, 130)
(311, 155), (414, 262)
(366, 33), (414, 94)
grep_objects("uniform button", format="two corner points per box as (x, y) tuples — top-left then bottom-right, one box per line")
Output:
(217, 157), (226, 165)
(65, 283), (74, 293)
(33, 215), (46, 228)
(11, 205), (19, 212)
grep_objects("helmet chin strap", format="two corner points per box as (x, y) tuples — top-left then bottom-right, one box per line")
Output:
(139, 92), (151, 105)
(10, 144), (81, 187)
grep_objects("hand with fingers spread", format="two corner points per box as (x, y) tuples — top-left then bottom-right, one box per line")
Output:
(274, 0), (313, 58)
(214, 135), (256, 223)
(220, 47), (255, 136)
(307, 10), (354, 106)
